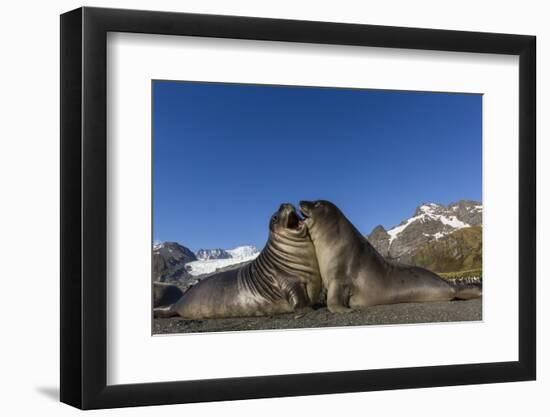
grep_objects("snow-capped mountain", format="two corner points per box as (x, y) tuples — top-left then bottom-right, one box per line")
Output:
(153, 241), (260, 285)
(367, 200), (482, 263)
(196, 248), (231, 260)
(185, 245), (260, 276)
(226, 245), (259, 259)
(152, 241), (197, 283)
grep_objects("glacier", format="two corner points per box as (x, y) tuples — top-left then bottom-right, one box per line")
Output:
(185, 245), (260, 276)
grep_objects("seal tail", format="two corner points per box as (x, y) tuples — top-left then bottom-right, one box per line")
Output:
(450, 277), (482, 300)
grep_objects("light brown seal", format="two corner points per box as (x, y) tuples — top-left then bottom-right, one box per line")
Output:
(299, 200), (481, 313)
(154, 203), (321, 319)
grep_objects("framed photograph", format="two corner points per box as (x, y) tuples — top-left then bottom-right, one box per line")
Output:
(60, 6), (536, 409)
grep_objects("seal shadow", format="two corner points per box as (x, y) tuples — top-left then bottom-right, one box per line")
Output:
(35, 386), (59, 401)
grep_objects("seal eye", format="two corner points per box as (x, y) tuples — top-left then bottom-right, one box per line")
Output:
(271, 215), (279, 223)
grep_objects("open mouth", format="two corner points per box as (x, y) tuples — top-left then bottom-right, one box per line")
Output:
(286, 210), (304, 231)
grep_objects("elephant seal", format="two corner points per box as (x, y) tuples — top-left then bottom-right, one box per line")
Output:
(154, 203), (321, 319)
(153, 282), (185, 308)
(299, 200), (481, 313)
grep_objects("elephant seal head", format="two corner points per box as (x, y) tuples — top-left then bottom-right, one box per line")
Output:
(299, 200), (342, 238)
(269, 203), (307, 238)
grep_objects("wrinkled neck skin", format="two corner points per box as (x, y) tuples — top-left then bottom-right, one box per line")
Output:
(308, 211), (386, 280)
(239, 228), (321, 303)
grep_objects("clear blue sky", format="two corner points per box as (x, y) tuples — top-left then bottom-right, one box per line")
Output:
(153, 81), (481, 251)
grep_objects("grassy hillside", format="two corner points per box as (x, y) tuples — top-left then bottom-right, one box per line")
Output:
(439, 269), (482, 280)
(411, 226), (482, 274)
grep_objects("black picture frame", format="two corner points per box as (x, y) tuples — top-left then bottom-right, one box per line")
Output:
(60, 6), (536, 410)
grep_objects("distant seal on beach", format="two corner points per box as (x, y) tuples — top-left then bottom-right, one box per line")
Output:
(154, 204), (321, 319)
(299, 200), (481, 313)
(153, 282), (184, 308)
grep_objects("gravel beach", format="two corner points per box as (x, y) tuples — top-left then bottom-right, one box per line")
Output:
(153, 298), (482, 334)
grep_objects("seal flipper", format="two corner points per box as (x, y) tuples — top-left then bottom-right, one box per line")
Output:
(153, 305), (177, 318)
(451, 278), (482, 300)
(285, 282), (312, 311)
(327, 280), (352, 313)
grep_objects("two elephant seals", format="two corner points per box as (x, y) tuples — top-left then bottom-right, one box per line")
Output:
(299, 200), (481, 313)
(154, 203), (321, 319)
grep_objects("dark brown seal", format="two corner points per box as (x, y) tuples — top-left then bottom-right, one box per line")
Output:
(154, 204), (321, 319)
(299, 200), (481, 313)
(153, 282), (184, 308)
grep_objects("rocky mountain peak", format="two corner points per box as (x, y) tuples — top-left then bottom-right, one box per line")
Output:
(152, 241), (196, 283)
(196, 248), (231, 260)
(367, 200), (482, 263)
(370, 225), (388, 235)
(153, 241), (196, 263)
(413, 202), (443, 216)
(447, 200), (482, 227)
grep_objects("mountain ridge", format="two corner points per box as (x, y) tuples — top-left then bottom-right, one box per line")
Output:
(153, 243), (260, 283)
(366, 199), (482, 271)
